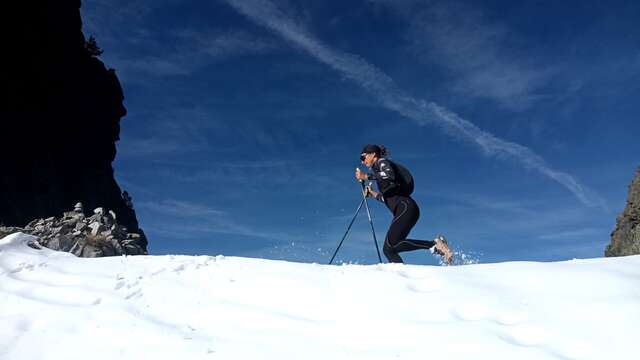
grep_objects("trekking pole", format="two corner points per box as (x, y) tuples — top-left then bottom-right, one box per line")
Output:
(360, 180), (383, 263)
(328, 197), (365, 265)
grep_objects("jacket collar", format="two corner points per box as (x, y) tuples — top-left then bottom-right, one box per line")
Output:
(373, 157), (387, 169)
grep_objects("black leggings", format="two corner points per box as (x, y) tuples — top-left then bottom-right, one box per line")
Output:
(383, 197), (435, 263)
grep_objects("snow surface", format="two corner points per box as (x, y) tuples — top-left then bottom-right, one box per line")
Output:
(1, 232), (639, 360)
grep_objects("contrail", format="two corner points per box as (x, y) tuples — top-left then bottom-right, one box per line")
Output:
(223, 0), (605, 208)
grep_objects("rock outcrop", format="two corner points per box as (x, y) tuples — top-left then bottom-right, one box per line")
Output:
(1, 0), (146, 249)
(606, 167), (640, 257)
(0, 203), (147, 257)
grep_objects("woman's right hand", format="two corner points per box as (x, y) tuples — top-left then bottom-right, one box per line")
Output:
(355, 167), (368, 181)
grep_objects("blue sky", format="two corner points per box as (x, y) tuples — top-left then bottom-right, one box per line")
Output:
(81, 0), (640, 264)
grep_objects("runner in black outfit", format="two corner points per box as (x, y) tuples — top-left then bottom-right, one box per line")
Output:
(355, 144), (453, 265)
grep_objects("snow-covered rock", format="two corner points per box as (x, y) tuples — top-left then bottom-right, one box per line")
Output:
(0, 205), (146, 257)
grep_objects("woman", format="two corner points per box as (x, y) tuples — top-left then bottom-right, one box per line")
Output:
(355, 144), (453, 265)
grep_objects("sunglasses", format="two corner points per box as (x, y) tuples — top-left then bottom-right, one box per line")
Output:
(360, 153), (367, 161)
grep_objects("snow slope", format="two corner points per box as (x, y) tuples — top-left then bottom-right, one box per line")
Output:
(1, 232), (639, 360)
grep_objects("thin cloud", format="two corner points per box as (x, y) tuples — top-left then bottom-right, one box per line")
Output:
(138, 198), (297, 241)
(117, 135), (202, 158)
(137, 199), (227, 218)
(81, 1), (276, 80)
(175, 28), (275, 59)
(107, 29), (277, 80)
(434, 192), (536, 215)
(151, 161), (337, 195)
(372, 0), (550, 110)
(222, 0), (605, 209)
(116, 106), (223, 159)
(538, 228), (601, 241)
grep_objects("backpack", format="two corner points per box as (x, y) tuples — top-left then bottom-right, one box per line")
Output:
(389, 161), (414, 196)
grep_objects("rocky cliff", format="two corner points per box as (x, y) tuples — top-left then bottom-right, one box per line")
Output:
(606, 167), (640, 257)
(1, 0), (147, 253)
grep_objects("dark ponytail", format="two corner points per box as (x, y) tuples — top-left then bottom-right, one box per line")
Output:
(378, 145), (390, 158)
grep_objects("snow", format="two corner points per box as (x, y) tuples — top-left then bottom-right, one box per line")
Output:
(1, 232), (639, 360)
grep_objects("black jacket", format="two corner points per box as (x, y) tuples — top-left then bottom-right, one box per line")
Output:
(367, 158), (401, 202)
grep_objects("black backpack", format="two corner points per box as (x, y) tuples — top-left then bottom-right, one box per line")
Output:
(389, 160), (414, 196)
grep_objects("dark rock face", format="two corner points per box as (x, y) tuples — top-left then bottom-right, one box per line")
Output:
(606, 167), (640, 257)
(0, 203), (147, 257)
(1, 0), (146, 252)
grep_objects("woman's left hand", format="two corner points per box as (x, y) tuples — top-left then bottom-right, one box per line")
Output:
(364, 185), (379, 199)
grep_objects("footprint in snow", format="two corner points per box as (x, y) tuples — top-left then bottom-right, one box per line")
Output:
(126, 279), (140, 289)
(548, 340), (594, 360)
(125, 288), (143, 300)
(452, 303), (491, 321)
(394, 269), (413, 278)
(10, 262), (35, 273)
(114, 274), (144, 300)
(493, 311), (528, 326)
(114, 280), (126, 290)
(500, 325), (549, 347)
(406, 279), (442, 293)
(151, 268), (167, 276)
